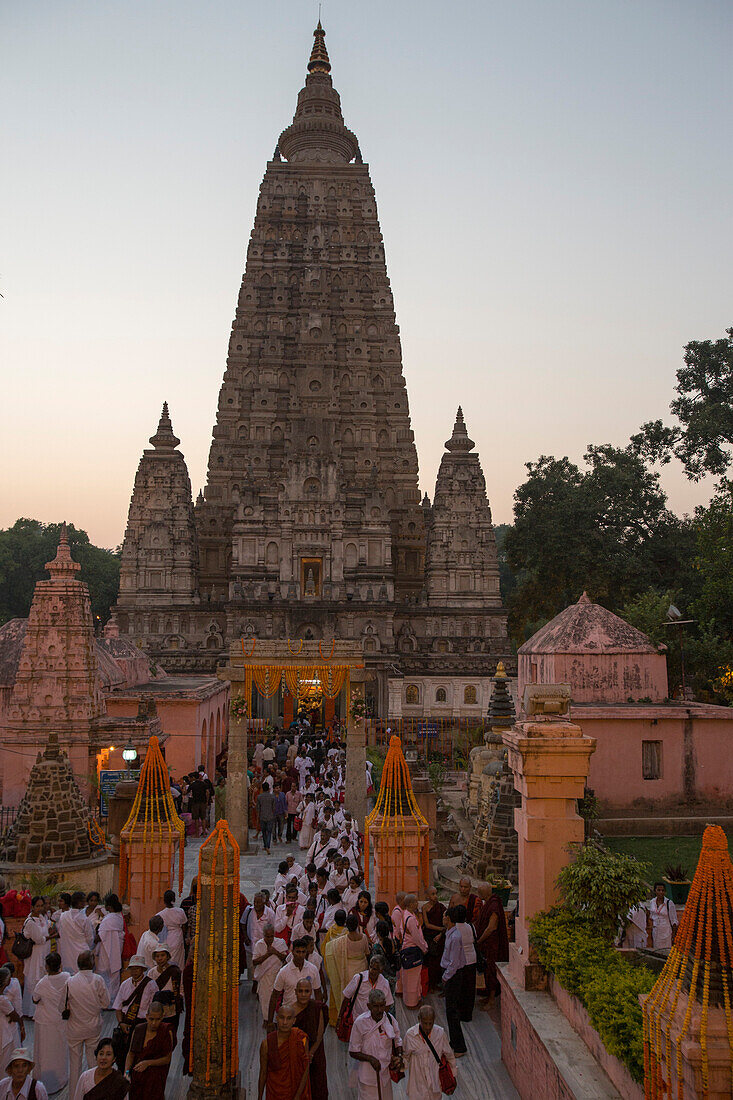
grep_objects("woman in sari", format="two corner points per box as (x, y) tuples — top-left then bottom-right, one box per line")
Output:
(400, 895), (428, 1009)
(73, 1037), (129, 1099)
(20, 896), (50, 1017)
(369, 920), (399, 993)
(96, 894), (125, 1007)
(350, 891), (376, 944)
(293, 978), (328, 1100)
(32, 951), (69, 1094)
(330, 913), (369, 1025)
(321, 910), (348, 1026)
(421, 886), (446, 990)
(298, 794), (316, 852)
(125, 1001), (173, 1100)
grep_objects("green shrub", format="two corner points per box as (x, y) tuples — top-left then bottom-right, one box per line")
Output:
(529, 907), (654, 1082)
(556, 841), (649, 938)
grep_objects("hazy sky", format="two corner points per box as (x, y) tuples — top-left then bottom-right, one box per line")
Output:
(2, 0), (731, 548)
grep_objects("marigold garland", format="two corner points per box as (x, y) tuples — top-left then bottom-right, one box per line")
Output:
(119, 735), (185, 902)
(189, 819), (240, 1088)
(287, 638), (304, 654)
(241, 635), (256, 659)
(364, 735), (429, 892)
(643, 823), (733, 1100)
(319, 637), (336, 660)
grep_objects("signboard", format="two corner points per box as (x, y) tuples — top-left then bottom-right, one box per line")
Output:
(99, 769), (140, 817)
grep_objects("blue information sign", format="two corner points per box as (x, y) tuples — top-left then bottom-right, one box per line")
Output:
(99, 769), (140, 817)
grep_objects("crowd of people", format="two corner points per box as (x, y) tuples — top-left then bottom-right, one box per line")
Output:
(0, 720), (509, 1100)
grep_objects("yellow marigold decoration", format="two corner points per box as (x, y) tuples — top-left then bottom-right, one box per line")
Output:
(643, 824), (733, 1100)
(364, 735), (429, 890)
(119, 735), (185, 899)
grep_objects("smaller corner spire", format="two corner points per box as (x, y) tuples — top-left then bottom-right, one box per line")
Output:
(149, 401), (181, 451)
(445, 406), (475, 453)
(45, 523), (81, 579)
(308, 20), (331, 74)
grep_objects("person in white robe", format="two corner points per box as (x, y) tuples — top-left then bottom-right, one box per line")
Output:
(298, 796), (317, 851)
(252, 926), (288, 1022)
(404, 1006), (457, 1100)
(349, 989), (403, 1100)
(138, 915), (165, 971)
(241, 894), (276, 978)
(0, 1049), (49, 1100)
(649, 884), (678, 950)
(3, 969), (23, 1050)
(95, 895), (125, 1006)
(0, 972), (22, 1083)
(66, 950), (109, 1099)
(343, 959), (393, 1020)
(20, 899), (50, 1017)
(624, 904), (651, 949)
(57, 892), (94, 975)
(31, 952), (69, 1094)
(156, 891), (187, 970)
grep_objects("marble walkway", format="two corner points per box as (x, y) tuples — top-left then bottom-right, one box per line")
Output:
(30, 830), (519, 1099)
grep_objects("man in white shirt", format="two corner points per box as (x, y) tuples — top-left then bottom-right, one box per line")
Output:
(138, 914), (165, 971)
(157, 890), (188, 970)
(241, 893), (276, 977)
(274, 887), (306, 944)
(65, 950), (109, 1097)
(343, 958), (394, 1020)
(307, 827), (334, 868)
(349, 988), (403, 1100)
(267, 939), (321, 1022)
(111, 955), (155, 1071)
(56, 891), (94, 975)
(0, 1049), (49, 1100)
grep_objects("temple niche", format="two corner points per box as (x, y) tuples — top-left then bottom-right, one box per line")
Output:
(113, 23), (512, 711)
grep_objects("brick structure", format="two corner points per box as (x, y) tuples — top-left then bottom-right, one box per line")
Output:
(0, 731), (106, 865)
(0, 527), (161, 805)
(366, 735), (430, 908)
(114, 23), (511, 715)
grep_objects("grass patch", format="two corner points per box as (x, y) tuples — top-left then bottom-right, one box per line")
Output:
(603, 835), (702, 884)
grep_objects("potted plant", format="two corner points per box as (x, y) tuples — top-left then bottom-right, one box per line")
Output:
(489, 876), (512, 907)
(662, 863), (692, 905)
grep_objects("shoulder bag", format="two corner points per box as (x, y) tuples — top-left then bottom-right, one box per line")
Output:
(335, 972), (363, 1042)
(420, 1026), (457, 1095)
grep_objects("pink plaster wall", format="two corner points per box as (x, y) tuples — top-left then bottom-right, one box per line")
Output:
(574, 708), (733, 808)
(105, 693), (228, 779)
(519, 650), (668, 704)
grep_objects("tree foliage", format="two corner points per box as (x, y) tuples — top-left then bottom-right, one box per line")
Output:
(504, 447), (695, 642)
(0, 519), (120, 627)
(632, 326), (733, 480)
(555, 842), (650, 940)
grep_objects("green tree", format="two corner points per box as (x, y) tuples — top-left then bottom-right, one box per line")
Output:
(0, 519), (120, 627)
(493, 523), (517, 604)
(632, 326), (733, 481)
(505, 448), (695, 643)
(693, 479), (733, 628)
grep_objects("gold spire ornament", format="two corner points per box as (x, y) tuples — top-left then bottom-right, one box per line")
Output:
(308, 20), (331, 74)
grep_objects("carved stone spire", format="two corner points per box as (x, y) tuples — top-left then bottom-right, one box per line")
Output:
(149, 401), (180, 451)
(445, 406), (475, 453)
(45, 522), (81, 580)
(308, 20), (331, 74)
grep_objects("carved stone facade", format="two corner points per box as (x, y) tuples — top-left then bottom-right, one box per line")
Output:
(118, 403), (200, 612)
(114, 24), (512, 710)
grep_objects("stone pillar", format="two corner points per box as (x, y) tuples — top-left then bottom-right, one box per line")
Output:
(503, 710), (595, 989)
(188, 820), (240, 1100)
(345, 672), (369, 831)
(226, 713), (248, 852)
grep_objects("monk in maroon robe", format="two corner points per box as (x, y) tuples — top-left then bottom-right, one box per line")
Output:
(258, 1005), (311, 1100)
(474, 883), (509, 1000)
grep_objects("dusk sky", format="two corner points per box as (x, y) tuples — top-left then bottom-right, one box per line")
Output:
(2, 0), (731, 548)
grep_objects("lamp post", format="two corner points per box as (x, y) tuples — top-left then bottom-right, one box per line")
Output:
(663, 605), (695, 701)
(122, 741), (138, 773)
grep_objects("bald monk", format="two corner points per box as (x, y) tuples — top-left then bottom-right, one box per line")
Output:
(258, 1005), (311, 1100)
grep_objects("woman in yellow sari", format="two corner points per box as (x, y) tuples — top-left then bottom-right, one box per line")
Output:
(329, 912), (369, 1026)
(322, 909), (348, 1025)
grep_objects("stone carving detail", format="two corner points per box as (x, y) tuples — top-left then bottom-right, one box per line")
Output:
(119, 403), (199, 608)
(0, 732), (106, 865)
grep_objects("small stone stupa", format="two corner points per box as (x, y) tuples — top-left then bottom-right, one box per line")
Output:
(462, 663), (520, 883)
(643, 824), (733, 1098)
(0, 731), (107, 878)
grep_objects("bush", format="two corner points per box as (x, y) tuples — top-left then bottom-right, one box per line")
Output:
(529, 907), (655, 1082)
(556, 841), (649, 938)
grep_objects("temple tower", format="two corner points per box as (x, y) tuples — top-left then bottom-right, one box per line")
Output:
(195, 21), (424, 607)
(118, 403), (200, 610)
(425, 408), (502, 608)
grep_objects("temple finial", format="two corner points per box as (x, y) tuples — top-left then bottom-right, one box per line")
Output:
(445, 406), (475, 452)
(149, 402), (181, 451)
(308, 20), (331, 74)
(46, 523), (81, 579)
